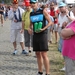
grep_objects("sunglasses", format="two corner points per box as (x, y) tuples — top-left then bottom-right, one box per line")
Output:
(59, 6), (64, 8)
(69, 6), (72, 8)
(30, 2), (36, 4)
(61, 11), (66, 13)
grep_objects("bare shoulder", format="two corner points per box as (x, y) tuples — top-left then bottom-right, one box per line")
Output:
(43, 8), (48, 15)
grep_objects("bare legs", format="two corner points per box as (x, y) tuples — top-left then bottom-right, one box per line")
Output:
(36, 51), (50, 74)
(55, 31), (58, 43)
(13, 41), (25, 50)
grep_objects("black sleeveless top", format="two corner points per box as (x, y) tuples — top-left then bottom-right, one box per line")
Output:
(0, 6), (4, 15)
(30, 8), (47, 34)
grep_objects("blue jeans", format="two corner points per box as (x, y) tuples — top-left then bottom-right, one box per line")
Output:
(58, 37), (63, 52)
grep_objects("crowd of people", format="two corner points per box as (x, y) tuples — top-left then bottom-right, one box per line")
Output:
(0, 0), (75, 75)
(0, 3), (12, 26)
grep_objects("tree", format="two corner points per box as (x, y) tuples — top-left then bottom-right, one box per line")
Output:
(0, 0), (12, 4)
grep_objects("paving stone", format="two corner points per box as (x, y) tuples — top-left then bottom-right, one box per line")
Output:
(0, 20), (39, 75)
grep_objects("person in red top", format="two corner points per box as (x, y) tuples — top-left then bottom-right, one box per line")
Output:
(50, 2), (59, 43)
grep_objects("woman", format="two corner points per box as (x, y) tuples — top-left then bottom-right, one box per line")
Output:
(28, 0), (52, 75)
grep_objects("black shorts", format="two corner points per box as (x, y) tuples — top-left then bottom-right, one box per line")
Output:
(33, 33), (48, 51)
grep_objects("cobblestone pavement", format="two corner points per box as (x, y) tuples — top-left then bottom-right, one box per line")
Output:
(0, 20), (39, 75)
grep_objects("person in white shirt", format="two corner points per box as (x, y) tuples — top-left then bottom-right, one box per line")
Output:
(58, 2), (75, 34)
(58, 2), (75, 71)
(8, 0), (28, 55)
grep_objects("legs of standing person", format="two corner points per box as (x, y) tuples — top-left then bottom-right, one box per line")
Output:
(48, 26), (53, 44)
(36, 51), (50, 75)
(17, 29), (25, 51)
(48, 29), (52, 44)
(11, 29), (18, 55)
(41, 52), (50, 74)
(13, 41), (17, 50)
(20, 41), (29, 55)
(58, 36), (63, 52)
(1, 14), (3, 26)
(55, 31), (58, 43)
(49, 31), (52, 43)
(33, 34), (50, 75)
(24, 30), (31, 52)
(12, 41), (18, 55)
(48, 29), (50, 43)
(64, 56), (75, 75)
(50, 25), (54, 43)
(11, 29), (17, 52)
(36, 52), (43, 73)
(29, 34), (33, 53)
(11, 29), (28, 55)
(58, 27), (63, 52)
(18, 29), (28, 54)
(20, 42), (25, 50)
(54, 24), (58, 43)
(58, 37), (65, 71)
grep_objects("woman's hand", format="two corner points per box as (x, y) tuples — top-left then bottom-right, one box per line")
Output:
(35, 28), (44, 33)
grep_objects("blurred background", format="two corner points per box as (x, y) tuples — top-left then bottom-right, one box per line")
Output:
(0, 0), (75, 4)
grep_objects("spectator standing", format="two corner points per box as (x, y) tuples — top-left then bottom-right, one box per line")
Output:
(28, 0), (52, 75)
(8, 0), (28, 55)
(60, 4), (75, 75)
(61, 20), (75, 75)
(0, 3), (4, 26)
(49, 2), (59, 44)
(21, 3), (32, 55)
(58, 2), (75, 71)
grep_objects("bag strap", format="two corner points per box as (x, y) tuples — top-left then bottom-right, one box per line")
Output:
(18, 8), (22, 22)
(68, 11), (70, 16)
(14, 8), (22, 22)
(14, 11), (18, 20)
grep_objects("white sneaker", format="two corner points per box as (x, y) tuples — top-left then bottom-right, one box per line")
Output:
(13, 50), (18, 55)
(60, 67), (65, 71)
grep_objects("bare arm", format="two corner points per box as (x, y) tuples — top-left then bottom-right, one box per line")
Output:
(28, 21), (33, 34)
(22, 21), (25, 30)
(42, 9), (53, 31)
(20, 12), (25, 33)
(20, 21), (25, 33)
(61, 28), (75, 39)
